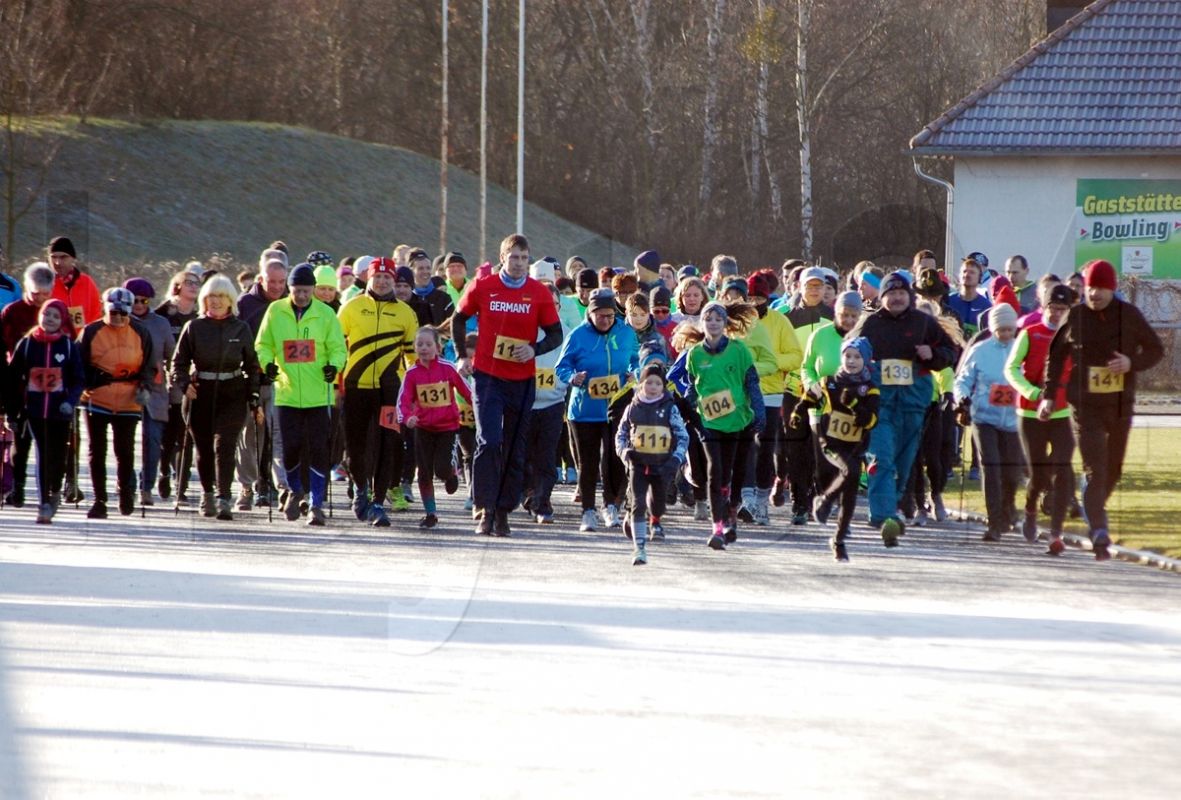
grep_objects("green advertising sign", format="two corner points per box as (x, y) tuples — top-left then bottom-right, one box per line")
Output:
(1076, 179), (1181, 279)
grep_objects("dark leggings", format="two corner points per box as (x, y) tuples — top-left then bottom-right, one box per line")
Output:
(572, 420), (625, 511)
(1017, 415), (1075, 534)
(414, 428), (458, 505)
(905, 403), (949, 509)
(782, 396), (815, 513)
(818, 440), (867, 538)
(702, 426), (753, 524)
(1072, 410), (1131, 533)
(29, 418), (69, 503)
(342, 386), (403, 502)
(972, 423), (1023, 534)
(754, 406), (783, 489)
(160, 401), (194, 489)
(187, 378), (249, 499)
(278, 406), (332, 502)
(627, 465), (668, 522)
(458, 426), (476, 484)
(86, 411), (138, 503)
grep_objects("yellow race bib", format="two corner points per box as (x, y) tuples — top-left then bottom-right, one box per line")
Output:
(536, 368), (557, 390)
(458, 404), (475, 428)
(493, 335), (528, 361)
(416, 381), (451, 408)
(700, 388), (736, 421)
(827, 410), (862, 443)
(68, 306), (85, 330)
(1087, 366), (1124, 394)
(880, 359), (914, 386)
(586, 374), (620, 400)
(631, 425), (672, 455)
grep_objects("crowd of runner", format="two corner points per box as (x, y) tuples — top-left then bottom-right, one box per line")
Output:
(0, 236), (1164, 565)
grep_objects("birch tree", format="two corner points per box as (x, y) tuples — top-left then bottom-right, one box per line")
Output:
(698, 0), (727, 211)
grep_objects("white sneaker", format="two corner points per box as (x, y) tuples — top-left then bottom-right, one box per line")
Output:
(579, 509), (598, 532)
(601, 504), (621, 528)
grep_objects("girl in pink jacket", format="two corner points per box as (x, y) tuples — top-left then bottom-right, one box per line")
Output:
(397, 327), (473, 528)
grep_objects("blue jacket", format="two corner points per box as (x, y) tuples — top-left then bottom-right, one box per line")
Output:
(0, 272), (20, 314)
(555, 317), (638, 423)
(954, 336), (1018, 432)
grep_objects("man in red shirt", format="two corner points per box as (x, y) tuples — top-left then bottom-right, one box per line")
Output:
(452, 233), (563, 536)
(47, 237), (102, 332)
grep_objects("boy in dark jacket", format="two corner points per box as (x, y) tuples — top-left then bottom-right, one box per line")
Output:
(792, 337), (880, 561)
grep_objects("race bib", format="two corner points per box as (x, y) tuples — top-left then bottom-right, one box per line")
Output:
(68, 306), (85, 330)
(378, 405), (400, 431)
(631, 424), (671, 455)
(700, 388), (736, 421)
(827, 410), (862, 443)
(416, 381), (451, 409)
(586, 374), (620, 400)
(493, 335), (528, 361)
(458, 404), (475, 428)
(536, 368), (557, 390)
(283, 339), (316, 364)
(988, 383), (1017, 407)
(29, 367), (63, 393)
(1088, 366), (1124, 394)
(880, 359), (914, 386)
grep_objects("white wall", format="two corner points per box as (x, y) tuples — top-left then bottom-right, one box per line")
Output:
(950, 156), (1181, 279)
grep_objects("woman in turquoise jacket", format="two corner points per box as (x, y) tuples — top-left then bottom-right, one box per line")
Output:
(556, 288), (638, 530)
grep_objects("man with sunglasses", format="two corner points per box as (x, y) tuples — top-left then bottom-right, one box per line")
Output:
(125, 277), (175, 507)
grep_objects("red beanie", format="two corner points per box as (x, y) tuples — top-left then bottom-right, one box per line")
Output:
(747, 269), (777, 299)
(1084, 259), (1117, 291)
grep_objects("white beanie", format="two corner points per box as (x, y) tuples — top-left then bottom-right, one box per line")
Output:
(988, 303), (1018, 333)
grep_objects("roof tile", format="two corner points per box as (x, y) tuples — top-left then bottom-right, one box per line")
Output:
(910, 0), (1181, 154)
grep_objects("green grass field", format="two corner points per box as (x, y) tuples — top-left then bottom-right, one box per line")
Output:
(5, 116), (632, 287)
(947, 425), (1181, 558)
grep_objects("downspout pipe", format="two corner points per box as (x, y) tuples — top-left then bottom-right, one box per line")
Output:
(912, 157), (955, 271)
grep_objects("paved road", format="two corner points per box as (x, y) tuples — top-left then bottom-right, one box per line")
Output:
(1, 485), (1178, 799)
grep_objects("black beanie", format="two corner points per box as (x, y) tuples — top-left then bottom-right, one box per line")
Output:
(48, 236), (76, 258)
(288, 263), (316, 287)
(649, 285), (672, 308)
(576, 267), (598, 289)
(640, 361), (666, 383)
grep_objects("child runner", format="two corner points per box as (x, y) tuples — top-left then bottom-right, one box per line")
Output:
(677, 300), (765, 550)
(615, 360), (689, 565)
(398, 327), (473, 528)
(8, 299), (84, 523)
(792, 336), (879, 561)
(456, 332), (479, 514)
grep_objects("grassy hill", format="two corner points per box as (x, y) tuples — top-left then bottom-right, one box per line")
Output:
(4, 117), (631, 286)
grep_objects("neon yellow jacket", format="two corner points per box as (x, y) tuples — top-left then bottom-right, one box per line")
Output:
(256, 297), (347, 408)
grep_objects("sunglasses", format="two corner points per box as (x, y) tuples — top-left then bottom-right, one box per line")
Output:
(133, 296), (151, 304)
(652, 307), (671, 317)
(109, 308), (130, 316)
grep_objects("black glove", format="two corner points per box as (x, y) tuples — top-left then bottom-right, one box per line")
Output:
(264, 363), (279, 380)
(954, 398), (972, 428)
(248, 393), (260, 411)
(940, 392), (955, 413)
(323, 364), (338, 383)
(751, 417), (765, 436)
(854, 407), (873, 429)
(787, 410), (806, 431)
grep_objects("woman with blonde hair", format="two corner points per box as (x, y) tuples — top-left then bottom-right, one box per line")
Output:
(170, 274), (261, 520)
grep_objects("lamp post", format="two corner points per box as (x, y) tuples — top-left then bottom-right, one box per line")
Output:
(516, 0), (525, 233)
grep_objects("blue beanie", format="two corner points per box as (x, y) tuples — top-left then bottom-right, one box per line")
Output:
(394, 266), (415, 285)
(842, 336), (873, 365)
(288, 263), (316, 287)
(634, 250), (661, 273)
(835, 290), (862, 311)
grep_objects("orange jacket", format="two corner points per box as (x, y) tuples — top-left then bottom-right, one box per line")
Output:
(80, 319), (153, 414)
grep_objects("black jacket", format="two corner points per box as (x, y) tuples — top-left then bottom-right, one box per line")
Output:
(170, 315), (261, 397)
(1045, 298), (1163, 418)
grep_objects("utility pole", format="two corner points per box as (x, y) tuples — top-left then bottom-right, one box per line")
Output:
(516, 0), (525, 233)
(440, 0), (449, 256)
(479, 0), (488, 262)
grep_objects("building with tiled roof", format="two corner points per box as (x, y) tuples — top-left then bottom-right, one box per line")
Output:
(910, 0), (1181, 284)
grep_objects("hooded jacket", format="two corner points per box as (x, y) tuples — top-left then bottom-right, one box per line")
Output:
(556, 316), (638, 423)
(8, 331), (85, 421)
(954, 335), (1018, 431)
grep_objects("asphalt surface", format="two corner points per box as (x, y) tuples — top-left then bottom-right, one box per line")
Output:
(1, 481), (1179, 798)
